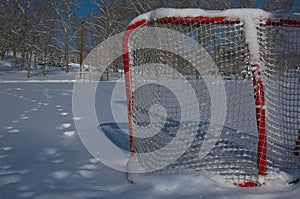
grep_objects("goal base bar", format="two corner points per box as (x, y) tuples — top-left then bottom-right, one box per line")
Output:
(235, 182), (259, 187)
(288, 178), (300, 185)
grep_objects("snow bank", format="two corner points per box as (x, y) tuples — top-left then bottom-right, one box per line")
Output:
(128, 172), (300, 199)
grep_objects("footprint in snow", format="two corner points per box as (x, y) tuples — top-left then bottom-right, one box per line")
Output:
(20, 115), (29, 120)
(2, 147), (13, 151)
(31, 107), (38, 111)
(56, 123), (71, 130)
(7, 129), (21, 134)
(63, 131), (75, 137)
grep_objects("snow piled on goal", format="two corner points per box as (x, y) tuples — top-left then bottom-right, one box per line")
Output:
(130, 8), (272, 25)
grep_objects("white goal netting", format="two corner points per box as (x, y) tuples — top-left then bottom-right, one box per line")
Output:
(123, 9), (300, 186)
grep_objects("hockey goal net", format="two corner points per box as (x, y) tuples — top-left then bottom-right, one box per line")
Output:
(123, 8), (300, 186)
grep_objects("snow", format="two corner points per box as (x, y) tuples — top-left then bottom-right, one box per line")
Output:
(0, 58), (299, 198)
(130, 8), (272, 25)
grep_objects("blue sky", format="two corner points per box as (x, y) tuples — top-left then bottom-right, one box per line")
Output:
(255, 0), (264, 8)
(77, 0), (97, 16)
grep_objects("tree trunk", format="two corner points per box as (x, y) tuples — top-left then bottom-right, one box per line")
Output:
(44, 45), (47, 76)
(104, 0), (110, 80)
(21, 50), (25, 71)
(0, 49), (6, 60)
(34, 51), (37, 66)
(79, 20), (85, 79)
(27, 52), (32, 78)
(65, 0), (70, 73)
(13, 49), (17, 68)
(65, 31), (69, 73)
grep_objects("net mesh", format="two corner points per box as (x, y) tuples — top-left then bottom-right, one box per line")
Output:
(258, 18), (300, 172)
(124, 13), (300, 185)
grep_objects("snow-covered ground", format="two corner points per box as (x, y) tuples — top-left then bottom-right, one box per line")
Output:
(0, 62), (299, 199)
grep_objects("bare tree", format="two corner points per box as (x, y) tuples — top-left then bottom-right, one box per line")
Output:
(88, 0), (126, 80)
(30, 0), (59, 76)
(14, 0), (33, 71)
(50, 0), (81, 73)
(0, 0), (297, 80)
(0, 2), (7, 60)
(1, 0), (24, 67)
(261, 0), (296, 12)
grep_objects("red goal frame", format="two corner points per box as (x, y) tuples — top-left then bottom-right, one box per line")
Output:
(122, 15), (300, 187)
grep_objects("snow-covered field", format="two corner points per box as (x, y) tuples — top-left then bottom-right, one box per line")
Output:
(0, 63), (299, 199)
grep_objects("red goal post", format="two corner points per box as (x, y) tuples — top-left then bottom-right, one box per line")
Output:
(123, 8), (300, 186)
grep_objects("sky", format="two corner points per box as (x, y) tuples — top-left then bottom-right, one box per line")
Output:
(255, 0), (264, 8)
(76, 0), (97, 17)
